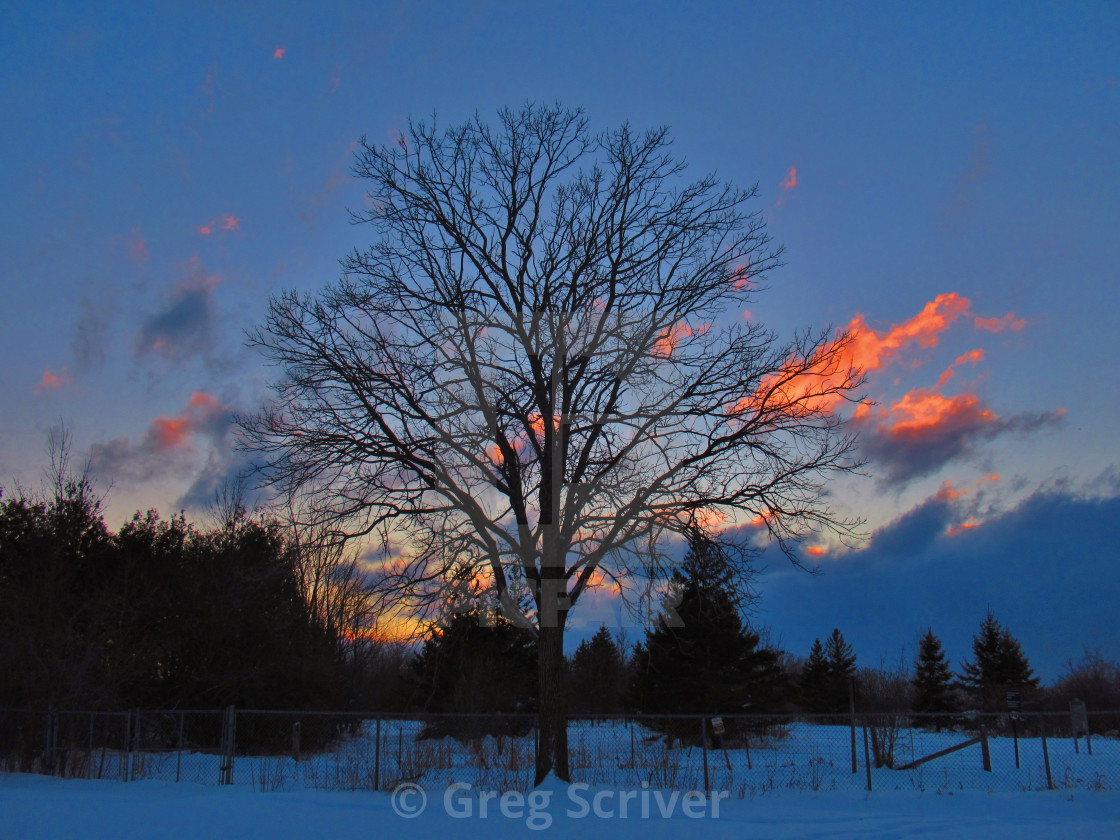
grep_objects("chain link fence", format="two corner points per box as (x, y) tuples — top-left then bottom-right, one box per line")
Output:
(2, 707), (1116, 794)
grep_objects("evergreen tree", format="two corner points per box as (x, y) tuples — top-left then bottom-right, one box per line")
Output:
(958, 610), (1040, 710)
(630, 531), (784, 717)
(407, 609), (537, 717)
(824, 628), (857, 711)
(569, 625), (626, 715)
(912, 628), (955, 722)
(799, 638), (831, 712)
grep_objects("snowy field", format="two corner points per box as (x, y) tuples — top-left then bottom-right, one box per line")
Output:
(26, 718), (1115, 796)
(2, 773), (1119, 839)
(3, 719), (1118, 838)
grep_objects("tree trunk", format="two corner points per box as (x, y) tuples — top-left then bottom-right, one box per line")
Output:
(535, 622), (570, 784)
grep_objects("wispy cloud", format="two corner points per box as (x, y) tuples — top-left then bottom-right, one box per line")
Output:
(88, 391), (235, 485)
(197, 215), (241, 236)
(775, 166), (798, 206)
(975, 312), (1027, 332)
(127, 228), (149, 266)
(757, 293), (1056, 487)
(136, 258), (219, 361)
(71, 297), (112, 372)
(853, 379), (1064, 487)
(34, 367), (73, 393)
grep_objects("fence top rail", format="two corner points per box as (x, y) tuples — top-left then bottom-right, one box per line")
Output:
(5, 707), (1117, 720)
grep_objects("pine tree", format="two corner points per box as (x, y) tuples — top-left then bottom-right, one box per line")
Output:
(912, 628), (955, 723)
(824, 628), (857, 712)
(799, 638), (831, 712)
(958, 610), (1040, 710)
(407, 610), (537, 719)
(569, 625), (626, 715)
(630, 531), (784, 717)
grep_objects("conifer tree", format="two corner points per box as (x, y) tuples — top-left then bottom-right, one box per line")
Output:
(569, 625), (626, 715)
(958, 610), (1040, 710)
(824, 628), (857, 711)
(912, 628), (955, 722)
(630, 531), (783, 716)
(799, 637), (831, 712)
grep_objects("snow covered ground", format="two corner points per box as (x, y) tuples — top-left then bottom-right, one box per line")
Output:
(2, 773), (1118, 839)
(50, 718), (1117, 796)
(4, 719), (1117, 838)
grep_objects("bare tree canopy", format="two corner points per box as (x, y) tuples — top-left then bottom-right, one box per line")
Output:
(241, 103), (863, 782)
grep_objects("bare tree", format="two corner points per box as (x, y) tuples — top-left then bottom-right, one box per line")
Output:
(241, 103), (863, 783)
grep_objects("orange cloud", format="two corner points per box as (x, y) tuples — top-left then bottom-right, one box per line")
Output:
(936, 480), (966, 502)
(804, 545), (827, 557)
(975, 313), (1027, 332)
(954, 349), (984, 366)
(654, 323), (688, 357)
(884, 388), (995, 436)
(198, 216), (240, 236)
(776, 167), (798, 206)
(846, 293), (972, 373)
(35, 367), (73, 393)
(144, 391), (229, 452)
(743, 293), (975, 417)
(747, 510), (774, 528)
(273, 47), (285, 59)
(695, 508), (728, 532)
(946, 518), (980, 537)
(148, 416), (192, 451)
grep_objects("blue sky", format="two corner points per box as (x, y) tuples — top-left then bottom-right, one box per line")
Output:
(2, 1), (1117, 679)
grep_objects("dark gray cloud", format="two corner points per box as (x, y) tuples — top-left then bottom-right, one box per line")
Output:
(757, 482), (1120, 681)
(136, 262), (217, 360)
(853, 407), (1065, 488)
(175, 449), (268, 513)
(71, 297), (112, 371)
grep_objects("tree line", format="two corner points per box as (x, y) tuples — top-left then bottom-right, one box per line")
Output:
(0, 466), (399, 712)
(3, 472), (1115, 718)
(403, 532), (1120, 720)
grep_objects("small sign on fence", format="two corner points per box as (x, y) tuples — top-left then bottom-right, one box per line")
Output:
(711, 717), (725, 735)
(1070, 699), (1089, 734)
(1005, 690), (1022, 711)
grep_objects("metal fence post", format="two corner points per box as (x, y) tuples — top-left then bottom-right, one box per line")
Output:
(130, 709), (140, 782)
(373, 717), (381, 791)
(176, 712), (184, 784)
(87, 712), (94, 780)
(849, 677), (858, 774)
(979, 725), (992, 772)
(862, 720), (872, 791)
(122, 711), (131, 782)
(219, 705), (237, 785)
(700, 717), (710, 794)
(1039, 714), (1054, 790)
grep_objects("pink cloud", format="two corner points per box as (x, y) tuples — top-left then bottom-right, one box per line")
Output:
(35, 367), (73, 393)
(143, 391), (230, 453)
(128, 228), (149, 265)
(974, 313), (1027, 332)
